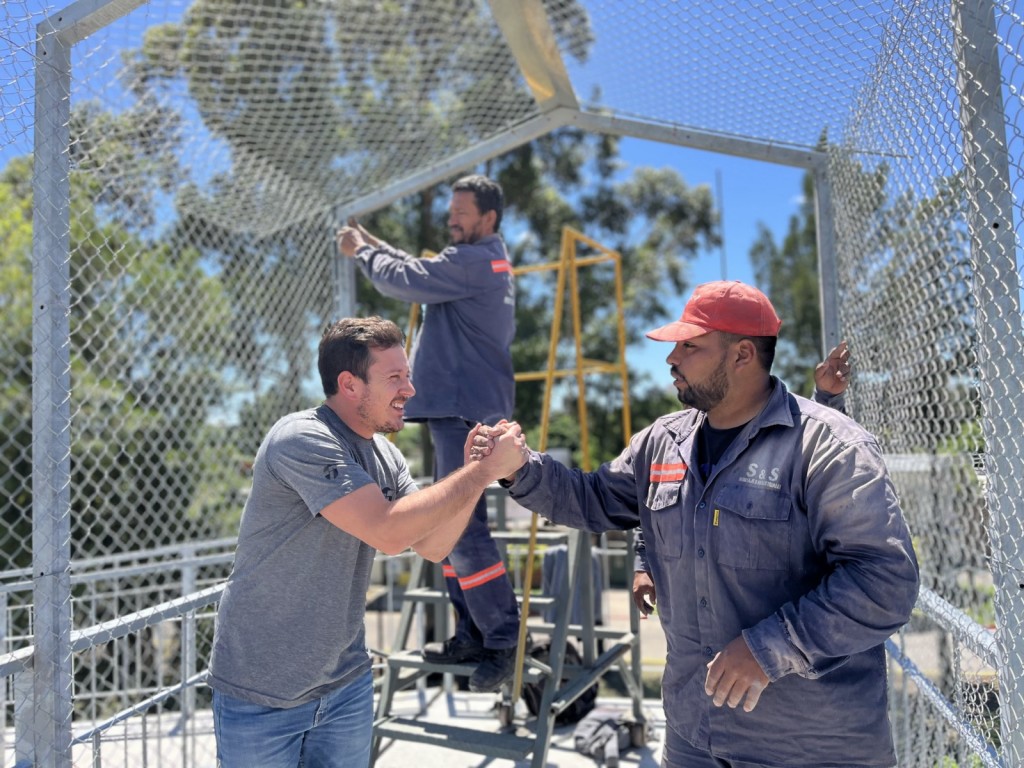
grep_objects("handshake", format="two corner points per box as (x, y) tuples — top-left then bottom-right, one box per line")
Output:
(466, 419), (531, 484)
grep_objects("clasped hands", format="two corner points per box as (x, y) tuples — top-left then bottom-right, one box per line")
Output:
(466, 420), (529, 483)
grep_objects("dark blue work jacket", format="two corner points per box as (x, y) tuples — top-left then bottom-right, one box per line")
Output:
(505, 378), (919, 767)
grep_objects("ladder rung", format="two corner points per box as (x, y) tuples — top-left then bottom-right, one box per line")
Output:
(517, 594), (555, 606)
(491, 530), (570, 544)
(550, 640), (634, 716)
(386, 649), (473, 676)
(402, 589), (558, 607)
(373, 717), (534, 760)
(400, 588), (449, 603)
(525, 620), (638, 641)
(384, 650), (545, 684)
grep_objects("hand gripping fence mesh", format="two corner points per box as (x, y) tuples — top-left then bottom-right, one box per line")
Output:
(1, 0), (1023, 766)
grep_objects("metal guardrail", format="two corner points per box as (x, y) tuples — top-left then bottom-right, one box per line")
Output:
(2, 519), (634, 766)
(887, 636), (1003, 768)
(1, 538), (1005, 767)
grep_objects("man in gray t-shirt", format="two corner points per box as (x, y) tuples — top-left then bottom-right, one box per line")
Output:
(208, 316), (527, 768)
(336, 174), (520, 693)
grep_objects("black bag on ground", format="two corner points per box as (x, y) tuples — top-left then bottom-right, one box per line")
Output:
(521, 638), (598, 725)
(572, 707), (632, 767)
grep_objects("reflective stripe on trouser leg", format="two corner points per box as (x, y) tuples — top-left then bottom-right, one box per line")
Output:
(430, 417), (520, 648)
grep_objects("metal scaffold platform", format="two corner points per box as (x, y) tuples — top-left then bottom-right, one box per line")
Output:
(371, 527), (648, 767)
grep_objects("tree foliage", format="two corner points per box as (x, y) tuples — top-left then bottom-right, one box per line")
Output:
(749, 157), (979, 454)
(748, 171), (822, 395)
(122, 0), (716, 466)
(4, 1), (722, 571)
(1, 142), (241, 566)
(841, 166), (977, 453)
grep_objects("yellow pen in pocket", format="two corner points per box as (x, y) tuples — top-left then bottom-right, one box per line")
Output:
(713, 508), (720, 526)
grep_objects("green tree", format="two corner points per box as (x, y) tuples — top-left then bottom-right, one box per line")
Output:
(125, 1), (716, 468)
(0, 145), (241, 567)
(852, 171), (977, 454)
(0, 159), (34, 565)
(748, 171), (822, 395)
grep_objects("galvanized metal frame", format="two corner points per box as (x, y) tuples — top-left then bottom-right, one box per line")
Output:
(32, 2), (148, 765)
(953, 0), (1024, 763)
(21, 0), (1023, 764)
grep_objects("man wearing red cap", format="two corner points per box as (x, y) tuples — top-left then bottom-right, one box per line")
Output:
(630, 337), (853, 622)
(481, 281), (919, 768)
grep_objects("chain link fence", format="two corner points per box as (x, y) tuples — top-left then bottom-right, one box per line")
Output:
(2, 0), (1022, 766)
(829, 0), (1023, 763)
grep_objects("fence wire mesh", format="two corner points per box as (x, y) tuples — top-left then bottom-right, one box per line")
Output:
(830, 0), (1023, 764)
(2, 0), (1023, 766)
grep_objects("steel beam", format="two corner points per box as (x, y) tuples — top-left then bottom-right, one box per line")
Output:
(487, 0), (579, 110)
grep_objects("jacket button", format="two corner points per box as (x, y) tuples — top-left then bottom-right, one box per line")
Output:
(697, 548), (705, 558)
(700, 597), (708, 608)
(704, 646), (714, 657)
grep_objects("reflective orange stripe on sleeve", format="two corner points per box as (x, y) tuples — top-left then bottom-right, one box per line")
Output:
(491, 260), (512, 273)
(650, 462), (687, 482)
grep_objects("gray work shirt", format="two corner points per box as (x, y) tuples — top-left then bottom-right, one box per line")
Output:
(208, 405), (417, 708)
(355, 234), (515, 424)
(634, 386), (845, 572)
(504, 378), (919, 766)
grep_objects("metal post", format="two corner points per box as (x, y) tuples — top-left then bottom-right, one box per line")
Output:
(32, 17), (75, 768)
(179, 547), (197, 726)
(330, 214), (357, 320)
(14, 668), (34, 767)
(626, 531), (644, 725)
(578, 535), (596, 667)
(952, 0), (1024, 764)
(529, 530), (580, 768)
(812, 160), (842, 354)
(1, 592), (7, 764)
(32, 2), (152, 762)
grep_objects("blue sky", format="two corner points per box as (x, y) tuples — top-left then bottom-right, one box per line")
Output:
(614, 138), (806, 390)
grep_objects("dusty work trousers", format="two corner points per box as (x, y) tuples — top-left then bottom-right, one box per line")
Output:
(429, 417), (520, 649)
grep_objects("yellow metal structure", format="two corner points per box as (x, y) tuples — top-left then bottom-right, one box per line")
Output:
(404, 249), (434, 356)
(507, 226), (632, 702)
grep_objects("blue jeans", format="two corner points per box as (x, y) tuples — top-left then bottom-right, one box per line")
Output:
(213, 669), (373, 768)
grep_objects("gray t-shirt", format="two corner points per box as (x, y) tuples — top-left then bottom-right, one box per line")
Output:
(208, 404), (417, 708)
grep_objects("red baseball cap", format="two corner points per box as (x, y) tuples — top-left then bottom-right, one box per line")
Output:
(646, 280), (782, 342)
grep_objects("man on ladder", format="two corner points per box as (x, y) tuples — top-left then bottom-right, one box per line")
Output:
(336, 174), (519, 692)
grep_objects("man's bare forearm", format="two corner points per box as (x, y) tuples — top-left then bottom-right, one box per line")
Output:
(387, 462), (493, 551)
(410, 490), (481, 562)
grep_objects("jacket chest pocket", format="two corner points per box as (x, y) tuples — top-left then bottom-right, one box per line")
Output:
(646, 482), (683, 558)
(712, 485), (792, 570)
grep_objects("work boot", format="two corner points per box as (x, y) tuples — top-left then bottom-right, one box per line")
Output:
(422, 635), (484, 664)
(469, 646), (516, 692)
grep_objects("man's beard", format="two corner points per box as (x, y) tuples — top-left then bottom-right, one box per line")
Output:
(676, 355), (729, 412)
(450, 221), (483, 245)
(358, 396), (403, 435)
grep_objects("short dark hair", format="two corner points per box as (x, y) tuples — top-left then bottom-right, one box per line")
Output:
(319, 316), (405, 396)
(452, 174), (504, 232)
(718, 332), (777, 372)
